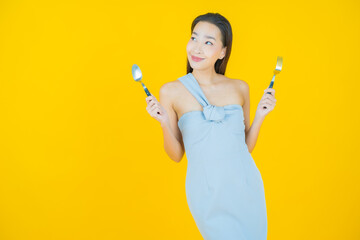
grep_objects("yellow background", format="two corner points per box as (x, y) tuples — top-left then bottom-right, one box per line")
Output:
(0, 0), (359, 239)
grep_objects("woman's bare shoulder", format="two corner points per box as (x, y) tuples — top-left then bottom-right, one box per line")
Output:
(159, 79), (184, 105)
(160, 79), (183, 94)
(222, 75), (249, 92)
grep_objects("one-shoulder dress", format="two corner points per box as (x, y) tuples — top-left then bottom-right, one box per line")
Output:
(177, 73), (267, 240)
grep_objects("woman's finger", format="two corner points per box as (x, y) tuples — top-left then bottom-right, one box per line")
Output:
(265, 99), (272, 105)
(150, 104), (159, 114)
(147, 99), (157, 109)
(150, 100), (157, 108)
(146, 96), (155, 103)
(147, 95), (157, 102)
(263, 103), (271, 109)
(264, 89), (275, 97)
(264, 88), (275, 93)
(264, 94), (276, 103)
(146, 102), (154, 110)
(268, 93), (276, 101)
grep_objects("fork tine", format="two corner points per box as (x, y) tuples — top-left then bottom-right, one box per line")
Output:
(275, 56), (283, 71)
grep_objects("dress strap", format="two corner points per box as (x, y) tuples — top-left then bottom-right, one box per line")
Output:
(178, 73), (225, 122)
(178, 73), (210, 107)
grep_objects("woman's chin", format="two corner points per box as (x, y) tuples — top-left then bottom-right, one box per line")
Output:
(190, 63), (210, 71)
(189, 60), (206, 68)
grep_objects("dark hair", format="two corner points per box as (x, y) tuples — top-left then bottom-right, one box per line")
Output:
(187, 12), (233, 75)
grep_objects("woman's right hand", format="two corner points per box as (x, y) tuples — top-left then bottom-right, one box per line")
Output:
(146, 95), (169, 126)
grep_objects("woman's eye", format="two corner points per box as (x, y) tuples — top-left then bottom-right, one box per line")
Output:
(191, 37), (213, 46)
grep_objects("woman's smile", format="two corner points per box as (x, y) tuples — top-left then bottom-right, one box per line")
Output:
(191, 55), (205, 62)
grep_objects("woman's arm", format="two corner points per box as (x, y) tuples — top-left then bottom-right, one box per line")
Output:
(245, 114), (265, 154)
(240, 81), (276, 153)
(158, 83), (185, 163)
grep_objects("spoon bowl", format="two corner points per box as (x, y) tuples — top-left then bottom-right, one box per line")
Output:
(132, 64), (151, 96)
(132, 64), (160, 114)
(132, 64), (143, 81)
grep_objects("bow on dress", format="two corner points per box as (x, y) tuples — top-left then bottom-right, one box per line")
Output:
(203, 104), (225, 122)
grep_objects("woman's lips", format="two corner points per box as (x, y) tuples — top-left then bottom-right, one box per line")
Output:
(191, 55), (204, 62)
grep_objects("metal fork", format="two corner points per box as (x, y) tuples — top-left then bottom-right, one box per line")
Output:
(264, 56), (283, 109)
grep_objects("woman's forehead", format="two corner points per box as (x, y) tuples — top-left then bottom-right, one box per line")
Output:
(193, 22), (221, 39)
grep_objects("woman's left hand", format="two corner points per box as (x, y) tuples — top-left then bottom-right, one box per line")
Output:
(255, 88), (277, 119)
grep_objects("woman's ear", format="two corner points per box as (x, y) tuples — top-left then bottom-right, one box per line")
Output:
(220, 46), (227, 60)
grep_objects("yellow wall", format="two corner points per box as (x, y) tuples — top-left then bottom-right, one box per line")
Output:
(0, 0), (359, 239)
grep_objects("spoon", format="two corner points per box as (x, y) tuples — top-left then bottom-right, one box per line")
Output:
(264, 56), (283, 109)
(132, 64), (160, 114)
(132, 64), (152, 96)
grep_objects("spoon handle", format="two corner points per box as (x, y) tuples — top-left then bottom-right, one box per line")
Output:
(142, 83), (160, 114)
(144, 87), (151, 96)
(141, 82), (151, 96)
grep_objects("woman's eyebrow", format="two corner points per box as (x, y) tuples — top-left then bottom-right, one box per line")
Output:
(192, 31), (216, 41)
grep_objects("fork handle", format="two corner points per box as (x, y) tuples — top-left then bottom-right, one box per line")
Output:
(267, 74), (275, 93)
(264, 75), (275, 109)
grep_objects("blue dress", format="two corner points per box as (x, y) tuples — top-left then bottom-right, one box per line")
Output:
(177, 73), (267, 240)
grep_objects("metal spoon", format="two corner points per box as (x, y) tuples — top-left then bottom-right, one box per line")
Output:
(264, 56), (283, 109)
(132, 64), (152, 96)
(132, 64), (160, 114)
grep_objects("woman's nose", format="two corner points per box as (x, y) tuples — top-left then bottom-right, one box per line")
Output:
(194, 43), (202, 53)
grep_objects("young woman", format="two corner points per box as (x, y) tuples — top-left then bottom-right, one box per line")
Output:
(145, 12), (276, 240)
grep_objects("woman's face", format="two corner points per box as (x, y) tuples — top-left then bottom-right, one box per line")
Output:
(186, 21), (227, 71)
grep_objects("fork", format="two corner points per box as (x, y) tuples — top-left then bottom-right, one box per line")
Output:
(264, 56), (283, 109)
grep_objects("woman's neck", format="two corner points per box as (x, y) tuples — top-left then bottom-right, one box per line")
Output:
(192, 69), (220, 86)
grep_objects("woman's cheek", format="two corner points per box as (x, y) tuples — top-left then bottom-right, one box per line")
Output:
(207, 47), (218, 56)
(186, 41), (193, 52)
